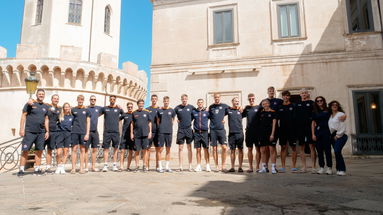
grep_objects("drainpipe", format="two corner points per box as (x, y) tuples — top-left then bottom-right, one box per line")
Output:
(88, 0), (94, 62)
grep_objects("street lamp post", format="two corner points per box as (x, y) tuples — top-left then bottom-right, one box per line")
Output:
(25, 70), (39, 98)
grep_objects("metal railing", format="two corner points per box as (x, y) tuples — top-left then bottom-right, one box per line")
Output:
(351, 134), (383, 155)
(0, 137), (23, 172)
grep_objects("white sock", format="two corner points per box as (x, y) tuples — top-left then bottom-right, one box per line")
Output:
(189, 164), (192, 169)
(34, 166), (40, 171)
(197, 164), (201, 168)
(46, 165), (51, 169)
(165, 161), (170, 169)
(262, 163), (266, 169)
(159, 161), (163, 169)
(19, 166), (25, 172)
(272, 163), (276, 169)
(206, 164), (210, 168)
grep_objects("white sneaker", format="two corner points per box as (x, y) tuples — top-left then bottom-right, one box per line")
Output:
(156, 168), (164, 173)
(206, 164), (211, 172)
(112, 165), (118, 172)
(166, 168), (173, 173)
(337, 171), (346, 176)
(102, 165), (108, 172)
(194, 165), (202, 172)
(326, 168), (333, 175)
(60, 167), (66, 174)
(271, 168), (277, 174)
(317, 168), (325, 174)
(55, 167), (61, 174)
(311, 168), (317, 174)
(258, 168), (267, 173)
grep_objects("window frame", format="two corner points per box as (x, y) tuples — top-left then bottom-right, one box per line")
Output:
(35, 0), (44, 25)
(68, 0), (83, 25)
(213, 9), (234, 45)
(345, 0), (375, 33)
(277, 3), (301, 39)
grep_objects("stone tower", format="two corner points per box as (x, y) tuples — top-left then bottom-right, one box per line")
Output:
(19, 0), (121, 68)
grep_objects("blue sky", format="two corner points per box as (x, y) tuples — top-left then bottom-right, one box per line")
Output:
(0, 0), (153, 103)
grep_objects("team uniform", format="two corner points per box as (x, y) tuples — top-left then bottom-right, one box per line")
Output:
(258, 110), (278, 146)
(101, 106), (124, 149)
(157, 108), (176, 147)
(147, 106), (160, 147)
(261, 98), (282, 144)
(71, 106), (91, 147)
(120, 112), (134, 150)
(242, 105), (261, 147)
(45, 105), (62, 150)
(312, 110), (332, 168)
(87, 105), (103, 149)
(208, 103), (229, 146)
(295, 100), (314, 145)
(174, 104), (195, 144)
(278, 103), (297, 147)
(226, 108), (244, 150)
(192, 108), (210, 149)
(21, 102), (49, 151)
(132, 109), (152, 151)
(57, 115), (74, 148)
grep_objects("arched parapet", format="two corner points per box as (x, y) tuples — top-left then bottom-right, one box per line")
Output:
(86, 70), (95, 90)
(40, 65), (52, 87)
(64, 68), (74, 88)
(53, 66), (63, 87)
(95, 72), (105, 92)
(75, 68), (85, 89)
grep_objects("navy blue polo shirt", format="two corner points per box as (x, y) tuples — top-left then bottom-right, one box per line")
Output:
(278, 103), (296, 129)
(242, 105), (261, 130)
(133, 109), (152, 138)
(101, 106), (123, 133)
(157, 108), (176, 134)
(192, 108), (209, 132)
(23, 102), (49, 133)
(120, 112), (133, 134)
(47, 105), (61, 132)
(208, 103), (229, 130)
(58, 115), (74, 132)
(258, 110), (277, 134)
(261, 98), (283, 111)
(295, 100), (314, 126)
(174, 104), (195, 129)
(226, 108), (244, 134)
(147, 106), (160, 133)
(87, 105), (102, 132)
(71, 106), (91, 134)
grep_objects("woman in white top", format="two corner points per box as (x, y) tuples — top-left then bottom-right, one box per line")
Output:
(328, 100), (348, 176)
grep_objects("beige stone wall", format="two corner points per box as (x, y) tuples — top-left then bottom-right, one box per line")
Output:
(151, 0), (383, 154)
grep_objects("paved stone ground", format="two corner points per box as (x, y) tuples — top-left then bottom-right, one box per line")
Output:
(0, 158), (383, 215)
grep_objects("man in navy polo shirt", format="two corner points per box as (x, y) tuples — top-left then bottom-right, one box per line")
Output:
(174, 94), (195, 171)
(146, 94), (159, 170)
(71, 95), (90, 174)
(101, 95), (124, 172)
(156, 96), (176, 173)
(208, 93), (229, 172)
(192, 99), (211, 172)
(87, 95), (103, 172)
(242, 93), (262, 173)
(18, 89), (50, 176)
(119, 102), (134, 171)
(226, 97), (244, 173)
(44, 94), (61, 173)
(131, 99), (152, 172)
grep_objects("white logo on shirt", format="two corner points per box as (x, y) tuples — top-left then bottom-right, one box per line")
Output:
(187, 108), (190, 111)
(306, 104), (310, 107)
(237, 112), (240, 115)
(143, 114), (147, 117)
(219, 107), (222, 110)
(114, 109), (118, 112)
(69, 118), (72, 121)
(51, 107), (55, 111)
(82, 111), (86, 114)
(289, 107), (293, 111)
(203, 114), (206, 117)
(168, 112), (172, 115)
(215, 110), (219, 114)
(268, 114), (271, 117)
(95, 109), (99, 112)
(42, 108), (46, 111)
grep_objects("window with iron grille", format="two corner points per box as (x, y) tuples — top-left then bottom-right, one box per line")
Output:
(104, 6), (111, 35)
(68, 0), (82, 24)
(35, 0), (44, 25)
(346, 0), (374, 33)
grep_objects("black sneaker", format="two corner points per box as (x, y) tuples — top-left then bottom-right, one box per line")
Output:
(238, 168), (244, 173)
(228, 168), (235, 172)
(266, 168), (270, 173)
(34, 170), (45, 176)
(17, 170), (25, 177)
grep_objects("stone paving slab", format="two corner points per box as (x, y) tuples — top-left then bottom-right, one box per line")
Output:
(1, 158), (383, 215)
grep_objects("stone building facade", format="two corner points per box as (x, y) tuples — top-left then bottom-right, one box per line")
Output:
(150, 0), (383, 154)
(0, 0), (148, 142)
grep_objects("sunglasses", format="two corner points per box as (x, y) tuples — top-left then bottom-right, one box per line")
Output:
(248, 98), (255, 101)
(90, 99), (96, 101)
(316, 100), (323, 103)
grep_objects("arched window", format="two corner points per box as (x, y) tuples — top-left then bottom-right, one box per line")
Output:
(68, 0), (82, 24)
(104, 6), (111, 35)
(35, 0), (44, 24)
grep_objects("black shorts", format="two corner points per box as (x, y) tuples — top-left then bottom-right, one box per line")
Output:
(45, 131), (59, 150)
(245, 130), (259, 148)
(103, 132), (120, 149)
(149, 132), (158, 147)
(279, 128), (297, 147)
(210, 129), (227, 147)
(228, 133), (244, 150)
(21, 132), (45, 151)
(176, 128), (193, 144)
(157, 133), (172, 147)
(259, 134), (277, 147)
(88, 131), (100, 149)
(134, 137), (149, 151)
(56, 131), (71, 148)
(296, 125), (312, 145)
(194, 131), (209, 149)
(71, 133), (86, 147)
(120, 132), (134, 150)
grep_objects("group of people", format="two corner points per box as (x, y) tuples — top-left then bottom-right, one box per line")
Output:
(17, 87), (349, 176)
